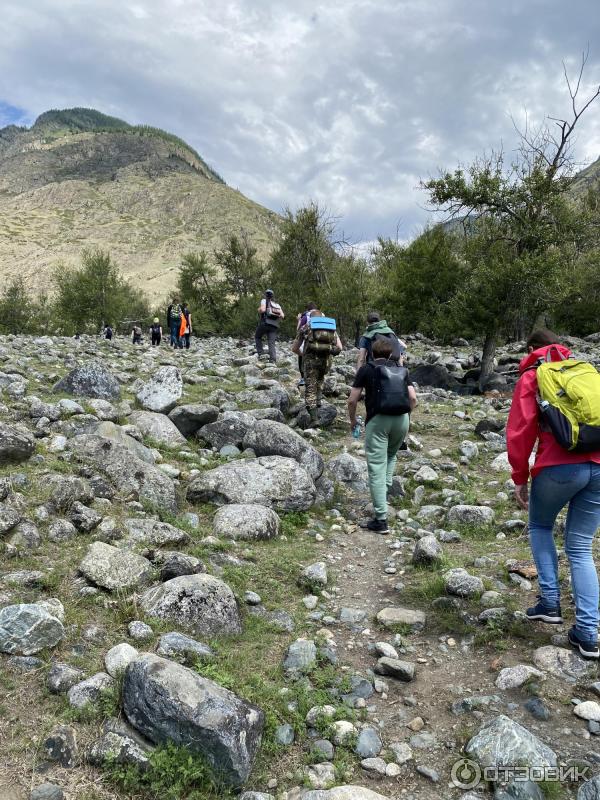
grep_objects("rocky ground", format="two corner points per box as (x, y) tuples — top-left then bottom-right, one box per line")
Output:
(1, 331), (600, 800)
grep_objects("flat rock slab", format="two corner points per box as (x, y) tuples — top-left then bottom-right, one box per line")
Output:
(123, 518), (189, 547)
(376, 607), (426, 631)
(53, 361), (121, 400)
(187, 456), (316, 512)
(533, 645), (597, 683)
(123, 653), (264, 788)
(136, 366), (183, 413)
(466, 714), (557, 770)
(242, 419), (324, 480)
(0, 422), (36, 465)
(446, 505), (495, 525)
(139, 574), (241, 638)
(298, 788), (392, 800)
(495, 665), (545, 690)
(283, 638), (317, 675)
(374, 657), (415, 682)
(213, 504), (281, 541)
(128, 410), (186, 447)
(79, 541), (154, 592)
(0, 603), (64, 655)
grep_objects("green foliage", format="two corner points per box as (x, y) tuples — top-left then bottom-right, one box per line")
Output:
(53, 249), (150, 334)
(279, 511), (309, 538)
(0, 278), (34, 334)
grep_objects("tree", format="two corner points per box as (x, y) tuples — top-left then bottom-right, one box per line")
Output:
(177, 252), (227, 334)
(0, 278), (34, 334)
(423, 55), (600, 387)
(53, 249), (149, 334)
(214, 233), (263, 298)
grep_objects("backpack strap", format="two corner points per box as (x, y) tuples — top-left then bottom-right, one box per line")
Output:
(545, 346), (566, 363)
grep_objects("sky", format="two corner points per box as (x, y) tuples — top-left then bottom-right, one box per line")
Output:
(1, 0), (600, 249)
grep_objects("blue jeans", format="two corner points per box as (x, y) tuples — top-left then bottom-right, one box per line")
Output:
(529, 463), (600, 639)
(170, 320), (181, 348)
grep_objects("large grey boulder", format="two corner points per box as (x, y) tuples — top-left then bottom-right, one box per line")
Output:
(533, 645), (597, 683)
(79, 542), (155, 591)
(325, 453), (369, 491)
(447, 505), (495, 525)
(187, 456), (316, 512)
(139, 574), (242, 637)
(136, 367), (183, 413)
(466, 714), (556, 771)
(198, 411), (257, 450)
(444, 568), (484, 597)
(0, 502), (21, 534)
(213, 504), (281, 541)
(242, 420), (324, 480)
(128, 411), (186, 447)
(122, 518), (189, 547)
(53, 361), (121, 400)
(298, 788), (391, 799)
(94, 421), (155, 464)
(168, 404), (219, 437)
(0, 422), (36, 464)
(123, 653), (264, 788)
(579, 775), (600, 799)
(67, 434), (176, 511)
(45, 475), (94, 512)
(0, 603), (64, 655)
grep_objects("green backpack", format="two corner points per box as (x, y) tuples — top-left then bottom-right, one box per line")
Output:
(535, 348), (600, 452)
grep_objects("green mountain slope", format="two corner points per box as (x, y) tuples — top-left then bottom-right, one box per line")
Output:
(0, 108), (280, 302)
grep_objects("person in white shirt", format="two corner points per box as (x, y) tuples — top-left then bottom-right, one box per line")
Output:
(255, 289), (284, 363)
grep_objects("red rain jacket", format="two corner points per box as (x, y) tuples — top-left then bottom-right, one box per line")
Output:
(506, 344), (600, 485)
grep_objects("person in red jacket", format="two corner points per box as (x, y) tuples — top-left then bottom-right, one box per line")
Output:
(507, 329), (600, 659)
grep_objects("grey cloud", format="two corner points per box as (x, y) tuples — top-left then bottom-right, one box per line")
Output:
(0, 0), (599, 245)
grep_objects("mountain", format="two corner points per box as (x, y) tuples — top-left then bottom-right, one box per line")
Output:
(0, 108), (281, 302)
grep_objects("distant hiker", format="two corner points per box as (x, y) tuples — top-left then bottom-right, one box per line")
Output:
(103, 324), (113, 340)
(167, 299), (183, 348)
(181, 304), (192, 349)
(255, 289), (284, 363)
(131, 324), (143, 345)
(357, 311), (406, 370)
(507, 328), (600, 660)
(348, 336), (416, 533)
(295, 302), (318, 386)
(150, 317), (162, 346)
(293, 309), (342, 424)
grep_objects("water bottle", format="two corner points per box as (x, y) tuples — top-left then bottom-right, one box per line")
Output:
(352, 415), (363, 439)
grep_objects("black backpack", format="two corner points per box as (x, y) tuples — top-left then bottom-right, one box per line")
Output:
(366, 332), (404, 364)
(371, 360), (411, 415)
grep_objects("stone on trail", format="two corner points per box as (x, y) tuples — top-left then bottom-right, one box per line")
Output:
(53, 361), (121, 400)
(444, 568), (484, 597)
(122, 518), (189, 547)
(446, 504), (495, 525)
(376, 607), (426, 631)
(187, 456), (316, 512)
(242, 419), (324, 480)
(465, 714), (557, 771)
(135, 366), (183, 413)
(374, 657), (415, 682)
(47, 664), (85, 694)
(139, 574), (241, 638)
(533, 645), (597, 683)
(30, 785), (64, 800)
(0, 502), (21, 534)
(0, 603), (64, 655)
(495, 665), (545, 690)
(574, 701), (600, 722)
(414, 465), (438, 483)
(240, 794), (275, 800)
(578, 775), (600, 799)
(412, 534), (443, 565)
(199, 411), (256, 450)
(213, 504), (281, 541)
(0, 421), (36, 464)
(105, 643), (139, 677)
(284, 638), (317, 675)
(156, 632), (214, 663)
(67, 672), (115, 709)
(325, 452), (369, 491)
(299, 562), (328, 590)
(168, 403), (219, 437)
(67, 434), (176, 511)
(123, 653), (264, 788)
(94, 420), (156, 463)
(128, 410), (187, 447)
(79, 542), (154, 592)
(297, 788), (392, 800)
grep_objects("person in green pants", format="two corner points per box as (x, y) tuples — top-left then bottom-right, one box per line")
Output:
(347, 337), (417, 533)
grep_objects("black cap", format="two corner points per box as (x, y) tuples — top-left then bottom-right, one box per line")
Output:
(265, 289), (274, 296)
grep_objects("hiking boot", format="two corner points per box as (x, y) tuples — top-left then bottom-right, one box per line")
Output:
(568, 626), (600, 659)
(359, 518), (389, 534)
(526, 596), (563, 624)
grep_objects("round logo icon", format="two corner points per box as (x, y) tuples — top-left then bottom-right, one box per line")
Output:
(451, 758), (482, 789)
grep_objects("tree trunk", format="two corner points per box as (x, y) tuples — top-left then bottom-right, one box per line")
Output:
(479, 330), (497, 392)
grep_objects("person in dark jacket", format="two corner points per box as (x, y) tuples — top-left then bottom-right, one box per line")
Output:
(167, 299), (183, 348)
(356, 311), (406, 369)
(255, 289), (284, 363)
(507, 328), (600, 659)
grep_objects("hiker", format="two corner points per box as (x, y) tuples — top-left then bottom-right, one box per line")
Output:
(150, 317), (162, 346)
(348, 336), (416, 533)
(293, 308), (342, 424)
(103, 324), (113, 340)
(180, 304), (192, 349)
(356, 311), (406, 369)
(131, 324), (143, 345)
(296, 302), (318, 386)
(167, 299), (183, 348)
(507, 328), (600, 660)
(255, 289), (284, 363)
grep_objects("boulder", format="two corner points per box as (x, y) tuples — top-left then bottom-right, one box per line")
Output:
(579, 775), (600, 799)
(0, 502), (21, 534)
(242, 419), (324, 480)
(139, 574), (241, 637)
(376, 607), (426, 631)
(79, 542), (155, 592)
(67, 434), (176, 511)
(187, 456), (316, 512)
(122, 518), (189, 547)
(67, 672), (114, 708)
(447, 505), (495, 525)
(412, 535), (443, 566)
(0, 603), (64, 655)
(123, 653), (264, 788)
(45, 475), (94, 511)
(296, 403), (337, 430)
(53, 361), (121, 400)
(465, 714), (556, 770)
(533, 645), (597, 683)
(299, 788), (391, 800)
(136, 366), (183, 413)
(495, 665), (545, 690)
(156, 632), (214, 663)
(444, 568), (484, 597)
(325, 453), (369, 491)
(0, 422), (36, 464)
(198, 411), (257, 450)
(105, 643), (139, 677)
(168, 404), (219, 437)
(411, 363), (460, 390)
(93, 421), (155, 463)
(213, 504), (281, 541)
(128, 411), (186, 447)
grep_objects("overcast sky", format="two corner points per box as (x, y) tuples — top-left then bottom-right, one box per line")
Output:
(1, 0), (600, 248)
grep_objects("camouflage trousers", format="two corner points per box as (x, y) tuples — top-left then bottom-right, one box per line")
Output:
(304, 352), (331, 415)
